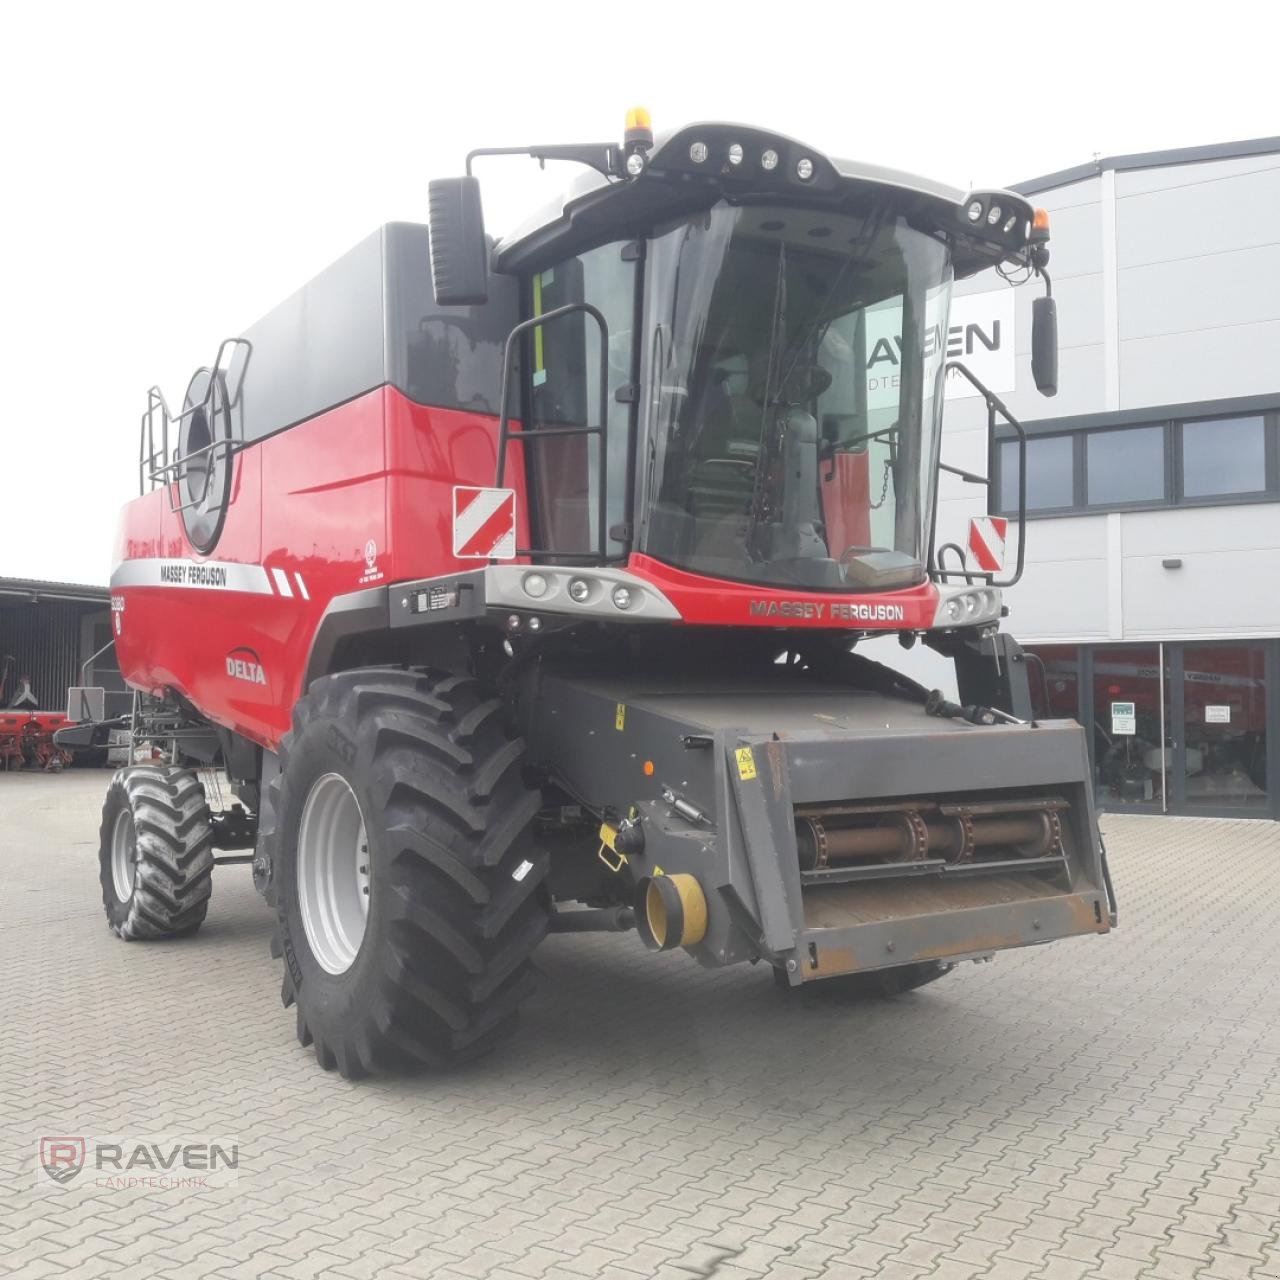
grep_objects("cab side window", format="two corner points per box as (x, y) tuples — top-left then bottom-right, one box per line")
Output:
(528, 245), (635, 555)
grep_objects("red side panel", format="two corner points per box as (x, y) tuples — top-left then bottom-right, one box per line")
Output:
(253, 390), (387, 740)
(114, 454), (254, 709)
(112, 387), (525, 750)
(116, 440), (268, 742)
(384, 389), (531, 579)
(625, 553), (940, 629)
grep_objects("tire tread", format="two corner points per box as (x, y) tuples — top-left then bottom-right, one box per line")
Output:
(98, 765), (215, 940)
(275, 666), (547, 1078)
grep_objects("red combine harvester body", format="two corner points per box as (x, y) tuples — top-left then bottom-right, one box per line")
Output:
(112, 331), (944, 750)
(115, 383), (513, 749)
(73, 113), (1115, 1078)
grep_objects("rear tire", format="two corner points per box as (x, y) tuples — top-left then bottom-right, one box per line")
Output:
(98, 767), (214, 939)
(270, 667), (548, 1078)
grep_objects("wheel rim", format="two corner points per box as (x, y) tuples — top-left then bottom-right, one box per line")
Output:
(111, 808), (136, 901)
(296, 773), (371, 975)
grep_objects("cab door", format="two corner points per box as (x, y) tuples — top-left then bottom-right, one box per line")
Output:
(523, 243), (638, 559)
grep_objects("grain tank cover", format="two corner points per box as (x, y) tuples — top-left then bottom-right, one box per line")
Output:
(218, 222), (517, 444)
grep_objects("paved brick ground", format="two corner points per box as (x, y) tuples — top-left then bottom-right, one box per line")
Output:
(1, 770), (1277, 1279)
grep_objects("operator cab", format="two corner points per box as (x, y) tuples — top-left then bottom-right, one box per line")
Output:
(640, 200), (948, 593)
(429, 113), (1056, 600)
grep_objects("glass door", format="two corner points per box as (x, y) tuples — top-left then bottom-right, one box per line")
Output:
(1090, 644), (1170, 810)
(1177, 643), (1269, 813)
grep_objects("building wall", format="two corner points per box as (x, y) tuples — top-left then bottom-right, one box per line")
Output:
(936, 150), (1280, 649)
(1116, 155), (1280, 406)
(0, 600), (108, 713)
(872, 146), (1280, 695)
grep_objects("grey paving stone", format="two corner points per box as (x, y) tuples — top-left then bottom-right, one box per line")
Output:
(3, 775), (1279, 1279)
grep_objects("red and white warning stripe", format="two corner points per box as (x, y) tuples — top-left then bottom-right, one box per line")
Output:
(453, 486), (517, 560)
(967, 516), (1008, 573)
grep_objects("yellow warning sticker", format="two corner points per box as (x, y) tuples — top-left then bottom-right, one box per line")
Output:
(735, 746), (757, 780)
(598, 822), (618, 852)
(615, 703), (626, 731)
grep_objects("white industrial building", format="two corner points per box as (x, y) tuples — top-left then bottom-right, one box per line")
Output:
(899, 135), (1280, 818)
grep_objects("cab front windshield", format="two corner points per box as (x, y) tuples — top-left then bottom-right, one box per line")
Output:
(642, 203), (953, 592)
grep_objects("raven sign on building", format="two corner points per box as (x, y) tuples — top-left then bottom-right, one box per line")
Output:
(945, 290), (1016, 398)
(861, 288), (1016, 409)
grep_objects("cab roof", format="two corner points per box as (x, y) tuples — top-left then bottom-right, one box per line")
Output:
(494, 122), (1035, 280)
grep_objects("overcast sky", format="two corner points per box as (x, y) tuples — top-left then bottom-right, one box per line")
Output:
(3, 1), (1275, 585)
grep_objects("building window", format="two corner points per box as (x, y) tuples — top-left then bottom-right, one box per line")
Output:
(1027, 640), (1275, 819)
(997, 435), (1073, 511)
(1181, 643), (1268, 811)
(1086, 426), (1166, 506)
(1181, 415), (1266, 498)
(995, 408), (1277, 516)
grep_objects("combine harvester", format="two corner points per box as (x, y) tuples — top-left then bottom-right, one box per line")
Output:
(62, 111), (1116, 1076)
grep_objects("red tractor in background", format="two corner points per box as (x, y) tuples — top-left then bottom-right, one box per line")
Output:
(63, 111), (1115, 1078)
(0, 660), (73, 771)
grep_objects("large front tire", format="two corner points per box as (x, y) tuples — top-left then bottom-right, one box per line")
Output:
(98, 767), (214, 939)
(271, 667), (548, 1078)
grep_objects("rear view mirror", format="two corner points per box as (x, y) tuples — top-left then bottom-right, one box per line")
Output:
(1031, 295), (1058, 397)
(427, 176), (489, 306)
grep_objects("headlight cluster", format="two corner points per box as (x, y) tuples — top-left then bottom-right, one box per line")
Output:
(959, 192), (1030, 247)
(939, 587), (1001, 627)
(485, 564), (681, 624)
(522, 571), (638, 612)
